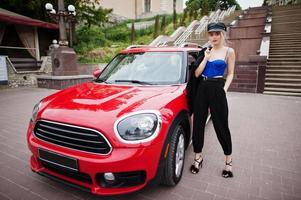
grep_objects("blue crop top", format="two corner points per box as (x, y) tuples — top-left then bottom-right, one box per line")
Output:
(202, 48), (230, 78)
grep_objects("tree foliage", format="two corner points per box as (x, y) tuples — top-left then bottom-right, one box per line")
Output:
(185, 0), (241, 14)
(0, 0), (112, 27)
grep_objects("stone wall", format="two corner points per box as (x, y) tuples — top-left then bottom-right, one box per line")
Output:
(5, 55), (107, 88)
(6, 56), (52, 88)
(37, 75), (93, 90)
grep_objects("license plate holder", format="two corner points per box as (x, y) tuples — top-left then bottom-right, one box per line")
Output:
(38, 148), (78, 172)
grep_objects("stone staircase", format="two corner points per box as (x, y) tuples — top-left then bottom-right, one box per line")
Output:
(264, 4), (301, 97)
(226, 6), (269, 92)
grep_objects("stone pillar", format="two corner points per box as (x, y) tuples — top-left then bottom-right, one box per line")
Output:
(51, 46), (79, 76)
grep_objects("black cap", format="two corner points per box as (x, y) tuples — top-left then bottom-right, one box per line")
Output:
(207, 22), (227, 32)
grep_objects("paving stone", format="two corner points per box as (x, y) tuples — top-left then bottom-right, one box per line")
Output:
(0, 88), (301, 200)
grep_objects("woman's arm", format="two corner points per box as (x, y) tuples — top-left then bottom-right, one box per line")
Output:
(224, 48), (236, 92)
(195, 49), (210, 78)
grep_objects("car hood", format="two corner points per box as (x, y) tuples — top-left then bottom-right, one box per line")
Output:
(39, 82), (184, 130)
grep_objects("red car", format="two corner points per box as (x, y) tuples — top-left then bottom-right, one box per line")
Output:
(27, 46), (202, 195)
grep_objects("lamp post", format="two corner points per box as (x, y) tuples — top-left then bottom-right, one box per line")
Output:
(45, 1), (76, 46)
(45, 0), (78, 76)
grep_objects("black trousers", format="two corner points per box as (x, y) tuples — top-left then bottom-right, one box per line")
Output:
(192, 79), (232, 155)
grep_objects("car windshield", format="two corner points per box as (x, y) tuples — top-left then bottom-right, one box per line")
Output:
(96, 52), (184, 85)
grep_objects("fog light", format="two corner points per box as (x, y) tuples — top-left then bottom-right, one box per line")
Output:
(104, 172), (115, 183)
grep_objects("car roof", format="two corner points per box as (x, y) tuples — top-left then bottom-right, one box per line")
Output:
(120, 46), (202, 54)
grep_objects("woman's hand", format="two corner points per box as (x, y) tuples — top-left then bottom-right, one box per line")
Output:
(204, 48), (211, 60)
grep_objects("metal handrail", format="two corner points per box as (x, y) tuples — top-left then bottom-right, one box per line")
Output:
(195, 16), (209, 33)
(209, 9), (221, 22)
(0, 45), (37, 50)
(174, 20), (199, 46)
(157, 5), (237, 47)
(193, 5), (236, 44)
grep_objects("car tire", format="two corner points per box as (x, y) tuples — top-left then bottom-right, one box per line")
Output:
(161, 124), (186, 186)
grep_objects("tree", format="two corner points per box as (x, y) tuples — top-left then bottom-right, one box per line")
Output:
(130, 21), (135, 44)
(173, 0), (177, 29)
(180, 9), (188, 26)
(0, 0), (112, 27)
(161, 15), (167, 33)
(218, 0), (241, 10)
(77, 1), (112, 27)
(201, 0), (209, 15)
(185, 0), (241, 13)
(154, 15), (160, 39)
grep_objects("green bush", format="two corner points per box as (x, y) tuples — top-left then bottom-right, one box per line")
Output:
(105, 24), (130, 42)
(74, 26), (107, 54)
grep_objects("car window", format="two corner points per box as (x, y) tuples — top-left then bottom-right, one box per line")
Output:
(97, 52), (184, 85)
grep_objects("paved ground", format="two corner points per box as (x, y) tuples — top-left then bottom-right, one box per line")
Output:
(0, 87), (301, 200)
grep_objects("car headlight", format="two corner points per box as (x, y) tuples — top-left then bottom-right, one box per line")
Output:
(31, 102), (41, 122)
(114, 110), (162, 143)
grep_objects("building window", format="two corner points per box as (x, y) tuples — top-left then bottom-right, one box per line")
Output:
(145, 0), (151, 13)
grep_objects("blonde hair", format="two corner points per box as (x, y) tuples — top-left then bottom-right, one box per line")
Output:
(220, 31), (228, 46)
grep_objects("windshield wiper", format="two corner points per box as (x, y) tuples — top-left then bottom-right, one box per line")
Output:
(113, 79), (153, 85)
(94, 79), (109, 84)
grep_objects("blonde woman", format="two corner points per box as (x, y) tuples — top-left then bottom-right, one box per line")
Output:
(190, 22), (235, 178)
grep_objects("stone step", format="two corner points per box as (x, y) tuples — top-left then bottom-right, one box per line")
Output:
(269, 53), (301, 57)
(267, 61), (301, 65)
(272, 19), (301, 25)
(273, 10), (301, 16)
(270, 43), (301, 49)
(263, 90), (301, 97)
(269, 41), (301, 45)
(266, 73), (301, 77)
(271, 31), (301, 35)
(273, 5), (301, 10)
(270, 40), (301, 44)
(270, 37), (301, 41)
(264, 86), (301, 93)
(269, 49), (301, 53)
(270, 32), (301, 37)
(273, 6), (301, 11)
(265, 82), (301, 87)
(270, 46), (301, 50)
(272, 11), (301, 17)
(268, 54), (301, 58)
(266, 65), (301, 70)
(272, 20), (301, 24)
(272, 18), (301, 22)
(265, 77), (301, 83)
(266, 69), (301, 73)
(272, 31), (301, 34)
(268, 57), (301, 61)
(269, 47), (301, 51)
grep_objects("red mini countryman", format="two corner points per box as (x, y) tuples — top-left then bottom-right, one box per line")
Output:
(27, 45), (203, 195)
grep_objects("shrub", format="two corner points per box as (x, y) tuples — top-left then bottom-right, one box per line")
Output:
(74, 25), (107, 54)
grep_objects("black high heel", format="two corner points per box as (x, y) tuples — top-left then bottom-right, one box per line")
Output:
(190, 156), (203, 174)
(222, 160), (233, 178)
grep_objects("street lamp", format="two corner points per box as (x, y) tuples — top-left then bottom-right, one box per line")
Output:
(44, 0), (79, 76)
(45, 1), (76, 46)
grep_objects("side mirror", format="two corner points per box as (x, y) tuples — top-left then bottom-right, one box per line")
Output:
(92, 68), (102, 79)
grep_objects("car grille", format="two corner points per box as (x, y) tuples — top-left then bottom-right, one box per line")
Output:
(34, 120), (112, 154)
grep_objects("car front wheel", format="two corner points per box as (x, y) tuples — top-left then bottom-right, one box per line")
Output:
(161, 124), (186, 186)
